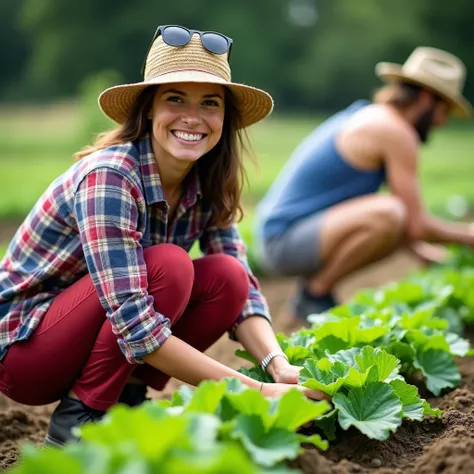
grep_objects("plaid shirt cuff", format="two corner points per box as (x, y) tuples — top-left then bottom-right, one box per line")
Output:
(119, 324), (172, 364)
(228, 292), (272, 341)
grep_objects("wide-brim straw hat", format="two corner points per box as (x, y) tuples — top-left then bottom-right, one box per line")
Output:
(99, 34), (273, 128)
(376, 46), (472, 119)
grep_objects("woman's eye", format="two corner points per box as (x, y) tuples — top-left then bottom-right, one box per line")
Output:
(203, 99), (219, 107)
(167, 96), (184, 103)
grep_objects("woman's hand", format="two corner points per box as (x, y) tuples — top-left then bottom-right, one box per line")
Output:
(271, 363), (302, 385)
(265, 359), (331, 401)
(261, 382), (330, 401)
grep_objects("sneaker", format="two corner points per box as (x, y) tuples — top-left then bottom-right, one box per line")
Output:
(291, 284), (337, 323)
(44, 396), (105, 447)
(117, 383), (150, 407)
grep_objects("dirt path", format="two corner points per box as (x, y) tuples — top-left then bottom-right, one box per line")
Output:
(4, 250), (471, 473)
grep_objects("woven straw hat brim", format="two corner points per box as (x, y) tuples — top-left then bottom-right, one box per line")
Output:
(99, 70), (274, 128)
(376, 63), (472, 119)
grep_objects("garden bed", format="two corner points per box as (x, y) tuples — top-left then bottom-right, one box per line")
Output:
(1, 251), (473, 473)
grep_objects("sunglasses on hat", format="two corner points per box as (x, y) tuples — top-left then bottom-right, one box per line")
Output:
(141, 25), (233, 75)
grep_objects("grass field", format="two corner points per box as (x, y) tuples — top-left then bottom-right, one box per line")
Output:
(1, 102), (474, 255)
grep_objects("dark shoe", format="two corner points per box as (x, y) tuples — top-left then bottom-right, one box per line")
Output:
(44, 396), (105, 448)
(117, 383), (150, 407)
(291, 285), (337, 322)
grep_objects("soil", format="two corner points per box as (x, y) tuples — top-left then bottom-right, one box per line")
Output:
(1, 248), (473, 473)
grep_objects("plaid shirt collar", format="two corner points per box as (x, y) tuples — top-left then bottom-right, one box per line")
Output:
(137, 134), (203, 208)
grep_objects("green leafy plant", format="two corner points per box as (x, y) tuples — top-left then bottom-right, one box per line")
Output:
(11, 379), (330, 474)
(238, 346), (440, 441)
(299, 346), (440, 440)
(158, 379), (330, 467)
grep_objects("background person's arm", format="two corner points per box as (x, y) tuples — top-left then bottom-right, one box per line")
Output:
(384, 124), (474, 246)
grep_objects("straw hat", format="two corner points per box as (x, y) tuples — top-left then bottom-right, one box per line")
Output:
(99, 34), (273, 128)
(376, 46), (472, 118)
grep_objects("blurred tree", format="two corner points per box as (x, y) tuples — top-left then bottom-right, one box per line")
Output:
(3, 0), (472, 111)
(0, 0), (31, 101)
(418, 0), (474, 105)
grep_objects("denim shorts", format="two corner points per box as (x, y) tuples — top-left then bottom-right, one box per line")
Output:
(258, 210), (327, 276)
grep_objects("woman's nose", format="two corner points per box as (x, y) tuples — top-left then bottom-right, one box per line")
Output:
(181, 105), (202, 125)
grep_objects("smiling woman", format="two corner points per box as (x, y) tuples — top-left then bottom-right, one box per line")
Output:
(152, 84), (224, 164)
(0, 25), (328, 449)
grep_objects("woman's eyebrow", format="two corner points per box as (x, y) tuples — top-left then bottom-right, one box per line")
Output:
(203, 93), (224, 100)
(162, 89), (223, 100)
(162, 88), (185, 95)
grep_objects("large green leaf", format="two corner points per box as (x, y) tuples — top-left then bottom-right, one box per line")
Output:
(445, 332), (471, 356)
(313, 409), (338, 441)
(341, 365), (379, 389)
(287, 332), (316, 348)
(230, 415), (300, 467)
(314, 318), (388, 346)
(14, 444), (85, 474)
(185, 381), (227, 414)
(238, 366), (274, 383)
(406, 329), (451, 353)
(326, 357), (377, 389)
(80, 405), (190, 459)
(187, 414), (222, 450)
(399, 303), (445, 330)
(414, 349), (461, 395)
(333, 382), (403, 440)
(384, 341), (415, 365)
(225, 389), (273, 429)
(274, 333), (318, 364)
(272, 389), (331, 431)
(162, 443), (268, 474)
(278, 341), (314, 365)
(307, 312), (341, 325)
(299, 359), (346, 395)
(355, 346), (401, 382)
(389, 380), (424, 421)
(326, 347), (361, 367)
(172, 385), (195, 406)
(372, 281), (425, 306)
(223, 378), (247, 394)
(314, 335), (350, 355)
(435, 306), (464, 335)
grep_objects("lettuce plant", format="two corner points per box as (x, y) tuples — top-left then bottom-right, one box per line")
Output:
(238, 345), (440, 441)
(299, 346), (440, 440)
(11, 379), (330, 474)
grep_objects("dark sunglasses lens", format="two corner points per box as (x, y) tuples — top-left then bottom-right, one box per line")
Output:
(162, 26), (191, 46)
(201, 32), (229, 54)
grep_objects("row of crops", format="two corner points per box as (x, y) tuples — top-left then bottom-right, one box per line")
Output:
(12, 246), (474, 474)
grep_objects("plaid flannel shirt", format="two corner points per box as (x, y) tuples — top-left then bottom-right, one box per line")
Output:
(0, 135), (270, 363)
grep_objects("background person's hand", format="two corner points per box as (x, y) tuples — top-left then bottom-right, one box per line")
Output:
(408, 241), (449, 266)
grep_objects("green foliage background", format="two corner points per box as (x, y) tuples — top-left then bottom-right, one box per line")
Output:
(2, 0), (474, 111)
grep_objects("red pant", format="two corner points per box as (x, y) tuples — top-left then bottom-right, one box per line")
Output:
(0, 244), (249, 410)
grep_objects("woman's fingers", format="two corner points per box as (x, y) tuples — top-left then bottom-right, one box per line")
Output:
(298, 386), (332, 401)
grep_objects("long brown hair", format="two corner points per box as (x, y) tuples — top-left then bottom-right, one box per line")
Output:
(74, 86), (251, 227)
(373, 82), (425, 109)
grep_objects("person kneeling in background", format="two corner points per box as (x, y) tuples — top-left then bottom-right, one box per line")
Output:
(254, 46), (473, 324)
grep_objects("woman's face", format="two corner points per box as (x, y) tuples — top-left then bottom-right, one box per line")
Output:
(150, 82), (225, 165)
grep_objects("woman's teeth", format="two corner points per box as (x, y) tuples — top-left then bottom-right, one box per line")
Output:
(173, 131), (204, 141)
